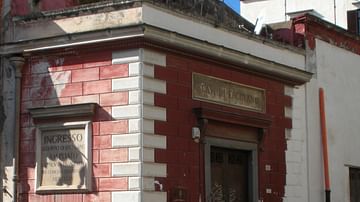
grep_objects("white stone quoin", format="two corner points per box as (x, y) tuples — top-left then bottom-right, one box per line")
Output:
(110, 49), (167, 202)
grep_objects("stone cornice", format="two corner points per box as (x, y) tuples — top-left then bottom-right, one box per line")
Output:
(193, 107), (272, 129)
(144, 25), (312, 85)
(0, 23), (311, 85)
(29, 103), (97, 120)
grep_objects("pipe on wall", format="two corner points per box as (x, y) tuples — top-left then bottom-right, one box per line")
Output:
(319, 88), (331, 202)
(9, 56), (25, 202)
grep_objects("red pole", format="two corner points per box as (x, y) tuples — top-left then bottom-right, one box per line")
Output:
(319, 88), (331, 202)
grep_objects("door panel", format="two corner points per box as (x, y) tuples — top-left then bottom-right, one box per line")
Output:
(210, 146), (250, 202)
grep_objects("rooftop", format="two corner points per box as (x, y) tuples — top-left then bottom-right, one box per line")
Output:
(3, 0), (311, 85)
(15, 0), (255, 34)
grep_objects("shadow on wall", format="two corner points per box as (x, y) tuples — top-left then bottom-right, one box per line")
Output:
(39, 128), (86, 189)
(18, 51), (113, 200)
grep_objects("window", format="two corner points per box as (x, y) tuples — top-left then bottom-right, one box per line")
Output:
(347, 9), (360, 35)
(350, 167), (360, 202)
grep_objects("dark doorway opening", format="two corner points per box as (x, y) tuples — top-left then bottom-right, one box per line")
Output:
(210, 146), (251, 202)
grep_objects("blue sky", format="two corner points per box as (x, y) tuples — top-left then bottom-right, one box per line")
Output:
(224, 0), (240, 14)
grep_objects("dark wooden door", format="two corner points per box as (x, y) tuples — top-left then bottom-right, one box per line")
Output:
(210, 146), (250, 202)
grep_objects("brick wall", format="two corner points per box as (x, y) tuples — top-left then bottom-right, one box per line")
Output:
(16, 52), (119, 201)
(293, 15), (360, 55)
(18, 48), (168, 202)
(19, 50), (122, 201)
(18, 46), (292, 202)
(154, 53), (291, 202)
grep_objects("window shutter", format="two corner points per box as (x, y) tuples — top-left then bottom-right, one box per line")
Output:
(347, 10), (358, 34)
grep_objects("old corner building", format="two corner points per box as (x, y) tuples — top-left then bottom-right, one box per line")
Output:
(0, 0), (312, 202)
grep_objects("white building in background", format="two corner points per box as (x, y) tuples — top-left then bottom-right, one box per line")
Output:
(285, 23), (360, 202)
(240, 0), (360, 30)
(239, 1), (360, 202)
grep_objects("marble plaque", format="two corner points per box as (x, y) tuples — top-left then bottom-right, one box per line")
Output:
(35, 121), (92, 192)
(192, 73), (266, 112)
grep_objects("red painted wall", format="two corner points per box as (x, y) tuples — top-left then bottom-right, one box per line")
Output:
(154, 53), (291, 202)
(18, 43), (292, 202)
(293, 15), (360, 54)
(19, 50), (129, 202)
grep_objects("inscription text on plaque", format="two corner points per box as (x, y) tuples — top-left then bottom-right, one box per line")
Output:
(35, 121), (92, 192)
(192, 73), (266, 112)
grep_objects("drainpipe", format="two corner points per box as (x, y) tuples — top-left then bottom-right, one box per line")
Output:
(319, 88), (331, 202)
(9, 56), (25, 202)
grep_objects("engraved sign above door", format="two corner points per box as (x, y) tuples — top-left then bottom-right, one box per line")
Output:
(192, 73), (266, 113)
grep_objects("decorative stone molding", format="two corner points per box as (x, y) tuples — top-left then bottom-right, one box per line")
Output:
(35, 121), (93, 193)
(28, 103), (97, 120)
(28, 103), (96, 193)
(193, 107), (272, 129)
(9, 56), (25, 77)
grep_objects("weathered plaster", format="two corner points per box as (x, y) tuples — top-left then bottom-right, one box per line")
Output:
(2, 0), (11, 18)
(305, 42), (317, 74)
(1, 58), (16, 202)
(0, 1), (13, 201)
(8, 7), (142, 42)
(4, 3), (306, 72)
(0, 2), (313, 202)
(0, 59), (4, 202)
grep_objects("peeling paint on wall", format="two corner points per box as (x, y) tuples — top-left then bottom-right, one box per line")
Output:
(32, 59), (50, 74)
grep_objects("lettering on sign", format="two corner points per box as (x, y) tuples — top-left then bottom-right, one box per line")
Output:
(192, 73), (265, 112)
(36, 122), (92, 192)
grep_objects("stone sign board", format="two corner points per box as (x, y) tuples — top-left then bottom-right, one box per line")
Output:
(35, 121), (92, 192)
(192, 73), (266, 113)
